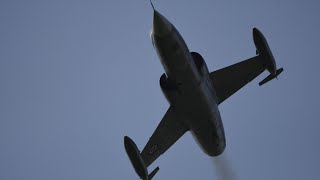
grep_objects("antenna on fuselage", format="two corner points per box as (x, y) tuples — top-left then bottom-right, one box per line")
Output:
(150, 0), (155, 10)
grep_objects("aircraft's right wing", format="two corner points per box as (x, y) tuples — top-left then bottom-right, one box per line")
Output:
(209, 56), (266, 104)
(141, 106), (188, 167)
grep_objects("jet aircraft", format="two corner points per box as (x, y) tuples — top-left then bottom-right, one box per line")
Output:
(124, 8), (283, 180)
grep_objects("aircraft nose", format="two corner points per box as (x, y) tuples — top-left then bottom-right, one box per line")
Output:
(153, 10), (172, 37)
(252, 27), (262, 39)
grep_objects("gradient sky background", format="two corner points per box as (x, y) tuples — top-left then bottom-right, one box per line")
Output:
(1, 0), (320, 179)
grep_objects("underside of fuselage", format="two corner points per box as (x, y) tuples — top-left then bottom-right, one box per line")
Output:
(152, 10), (226, 156)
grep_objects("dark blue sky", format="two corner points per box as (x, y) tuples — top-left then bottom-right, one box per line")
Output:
(1, 1), (320, 179)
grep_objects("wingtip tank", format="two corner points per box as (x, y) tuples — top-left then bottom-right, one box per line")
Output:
(252, 27), (284, 85)
(124, 136), (148, 179)
(124, 136), (160, 180)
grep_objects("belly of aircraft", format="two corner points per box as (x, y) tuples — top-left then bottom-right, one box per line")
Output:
(177, 76), (226, 156)
(155, 32), (226, 156)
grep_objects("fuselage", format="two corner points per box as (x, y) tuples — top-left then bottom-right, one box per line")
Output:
(151, 11), (225, 156)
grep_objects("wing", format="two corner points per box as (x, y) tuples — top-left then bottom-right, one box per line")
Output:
(141, 106), (188, 167)
(209, 55), (266, 104)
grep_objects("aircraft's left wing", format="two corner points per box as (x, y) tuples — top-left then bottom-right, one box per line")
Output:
(141, 106), (188, 167)
(209, 56), (266, 104)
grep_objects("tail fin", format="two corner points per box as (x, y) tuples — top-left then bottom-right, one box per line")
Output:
(259, 68), (284, 86)
(124, 136), (159, 180)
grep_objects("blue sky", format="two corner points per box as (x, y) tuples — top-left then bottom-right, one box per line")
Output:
(1, 0), (320, 179)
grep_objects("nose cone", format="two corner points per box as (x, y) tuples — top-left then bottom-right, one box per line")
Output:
(253, 27), (266, 42)
(153, 10), (172, 37)
(253, 27), (260, 36)
(253, 27), (261, 40)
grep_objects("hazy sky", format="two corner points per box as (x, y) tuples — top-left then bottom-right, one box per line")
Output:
(1, 0), (320, 179)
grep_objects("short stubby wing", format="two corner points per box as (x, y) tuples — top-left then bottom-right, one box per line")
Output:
(141, 106), (189, 167)
(210, 56), (266, 104)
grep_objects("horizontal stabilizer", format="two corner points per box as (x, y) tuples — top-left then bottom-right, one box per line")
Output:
(259, 68), (284, 86)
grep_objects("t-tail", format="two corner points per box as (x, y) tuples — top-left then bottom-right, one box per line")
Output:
(124, 136), (159, 180)
(253, 27), (284, 86)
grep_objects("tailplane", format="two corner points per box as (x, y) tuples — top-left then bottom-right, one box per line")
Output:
(124, 136), (159, 180)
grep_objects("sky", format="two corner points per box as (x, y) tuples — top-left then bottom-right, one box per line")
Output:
(1, 0), (320, 179)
